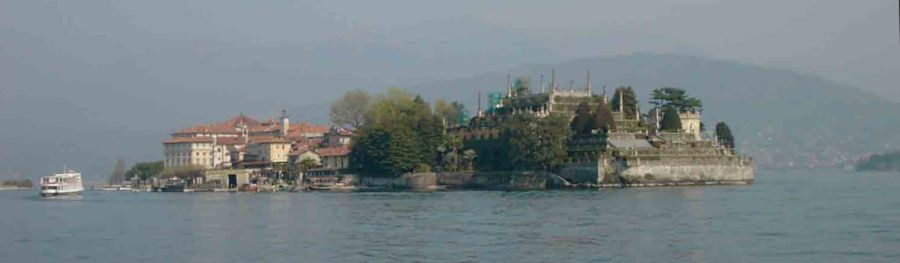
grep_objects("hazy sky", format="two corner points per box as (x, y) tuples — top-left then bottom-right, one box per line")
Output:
(1, 0), (898, 179)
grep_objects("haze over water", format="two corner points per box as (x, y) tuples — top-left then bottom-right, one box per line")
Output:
(2, 170), (898, 262)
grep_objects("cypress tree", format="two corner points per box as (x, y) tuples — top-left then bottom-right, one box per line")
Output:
(109, 159), (126, 185)
(624, 86), (638, 118)
(715, 122), (735, 148)
(660, 107), (682, 132)
(513, 76), (531, 95)
(591, 99), (616, 133)
(611, 88), (624, 113)
(570, 102), (593, 135)
(611, 86), (638, 119)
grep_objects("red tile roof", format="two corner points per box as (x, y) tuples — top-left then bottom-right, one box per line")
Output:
(249, 122), (281, 133)
(223, 114), (261, 127)
(317, 146), (351, 157)
(173, 114), (262, 135)
(170, 115), (341, 149)
(215, 137), (247, 145)
(287, 122), (330, 136)
(173, 124), (242, 135)
(289, 147), (317, 156)
(163, 137), (214, 144)
(250, 136), (292, 144)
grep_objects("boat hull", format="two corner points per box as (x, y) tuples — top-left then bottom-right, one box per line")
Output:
(40, 190), (83, 197)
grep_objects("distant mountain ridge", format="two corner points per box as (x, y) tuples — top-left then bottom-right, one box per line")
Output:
(412, 53), (900, 168)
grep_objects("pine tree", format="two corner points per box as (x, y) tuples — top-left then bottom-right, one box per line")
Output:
(651, 87), (702, 112)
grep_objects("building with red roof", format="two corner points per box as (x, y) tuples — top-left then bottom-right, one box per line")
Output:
(164, 112), (354, 173)
(316, 146), (351, 170)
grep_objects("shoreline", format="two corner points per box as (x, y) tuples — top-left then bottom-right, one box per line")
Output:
(89, 181), (753, 194)
(0, 187), (33, 191)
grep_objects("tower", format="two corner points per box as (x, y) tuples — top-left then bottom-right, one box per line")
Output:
(281, 109), (289, 137)
(602, 86), (608, 103)
(549, 69), (557, 112)
(551, 69), (557, 93)
(540, 74), (545, 93)
(586, 70), (592, 94)
(619, 89), (624, 113)
(507, 74), (513, 97)
(477, 91), (483, 117)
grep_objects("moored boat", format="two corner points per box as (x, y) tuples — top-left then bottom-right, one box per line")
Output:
(40, 170), (85, 197)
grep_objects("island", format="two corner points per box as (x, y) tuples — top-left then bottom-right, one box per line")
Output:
(856, 151), (900, 172)
(122, 70), (752, 192)
(351, 72), (752, 189)
(0, 179), (33, 190)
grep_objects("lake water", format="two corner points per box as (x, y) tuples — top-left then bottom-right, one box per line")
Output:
(1, 170), (898, 262)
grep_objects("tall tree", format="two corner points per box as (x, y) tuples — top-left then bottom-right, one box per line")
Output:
(414, 99), (445, 169)
(504, 113), (572, 171)
(715, 122), (735, 148)
(514, 76), (531, 95)
(109, 159), (126, 185)
(611, 86), (638, 118)
(591, 99), (616, 133)
(351, 127), (418, 175)
(125, 161), (164, 181)
(651, 87), (702, 112)
(570, 102), (593, 135)
(350, 89), (448, 176)
(451, 101), (467, 124)
(660, 107), (682, 132)
(330, 89), (373, 131)
(434, 99), (467, 126)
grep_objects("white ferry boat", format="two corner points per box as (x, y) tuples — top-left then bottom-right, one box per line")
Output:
(40, 170), (85, 197)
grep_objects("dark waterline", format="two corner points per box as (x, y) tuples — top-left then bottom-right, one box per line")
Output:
(2, 170), (898, 262)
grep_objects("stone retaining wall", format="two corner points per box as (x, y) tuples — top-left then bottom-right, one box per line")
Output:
(558, 157), (754, 187)
(360, 171), (565, 190)
(608, 159), (754, 186)
(360, 173), (438, 189)
(358, 159), (754, 190)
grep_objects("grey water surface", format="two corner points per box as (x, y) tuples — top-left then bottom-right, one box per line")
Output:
(2, 170), (898, 263)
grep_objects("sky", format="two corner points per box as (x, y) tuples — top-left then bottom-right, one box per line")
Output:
(0, 0), (898, 180)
